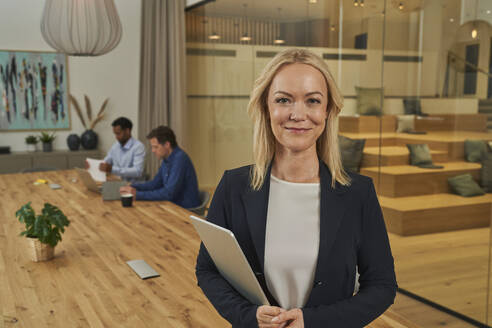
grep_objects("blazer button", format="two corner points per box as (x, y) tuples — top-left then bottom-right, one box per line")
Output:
(314, 281), (323, 287)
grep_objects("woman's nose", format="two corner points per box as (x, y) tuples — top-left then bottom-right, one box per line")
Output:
(289, 102), (307, 121)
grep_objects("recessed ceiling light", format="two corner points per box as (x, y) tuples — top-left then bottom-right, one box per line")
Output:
(487, 10), (491, 14)
(240, 34), (252, 41)
(449, 18), (454, 22)
(472, 28), (478, 39)
(208, 33), (220, 40)
(309, 0), (317, 3)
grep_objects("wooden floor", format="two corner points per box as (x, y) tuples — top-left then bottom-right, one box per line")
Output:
(391, 292), (478, 328)
(389, 228), (492, 325)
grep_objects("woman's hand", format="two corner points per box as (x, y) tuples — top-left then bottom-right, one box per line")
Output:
(257, 305), (287, 328)
(271, 308), (304, 328)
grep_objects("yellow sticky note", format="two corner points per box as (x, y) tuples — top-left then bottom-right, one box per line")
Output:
(35, 179), (48, 184)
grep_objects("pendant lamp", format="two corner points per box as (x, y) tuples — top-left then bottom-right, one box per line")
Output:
(41, 0), (123, 56)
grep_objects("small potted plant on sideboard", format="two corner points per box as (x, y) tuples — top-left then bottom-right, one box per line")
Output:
(39, 131), (56, 152)
(25, 135), (38, 152)
(15, 202), (70, 262)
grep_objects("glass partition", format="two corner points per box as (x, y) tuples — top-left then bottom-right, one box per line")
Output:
(185, 0), (492, 326)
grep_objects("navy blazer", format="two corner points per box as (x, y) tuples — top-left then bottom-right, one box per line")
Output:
(196, 162), (397, 328)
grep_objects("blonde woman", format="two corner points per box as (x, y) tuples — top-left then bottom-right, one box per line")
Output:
(196, 49), (396, 328)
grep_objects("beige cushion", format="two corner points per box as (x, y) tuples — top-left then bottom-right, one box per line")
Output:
(396, 115), (415, 133)
(355, 86), (383, 116)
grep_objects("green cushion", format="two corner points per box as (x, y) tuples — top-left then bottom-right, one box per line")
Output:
(406, 144), (432, 166)
(355, 86), (383, 116)
(448, 174), (485, 197)
(481, 150), (492, 192)
(396, 115), (415, 133)
(464, 139), (487, 162)
(406, 144), (443, 169)
(403, 98), (422, 116)
(338, 135), (366, 173)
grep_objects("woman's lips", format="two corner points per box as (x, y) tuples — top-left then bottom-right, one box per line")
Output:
(285, 127), (311, 133)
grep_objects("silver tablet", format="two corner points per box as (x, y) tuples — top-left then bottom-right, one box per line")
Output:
(190, 215), (270, 306)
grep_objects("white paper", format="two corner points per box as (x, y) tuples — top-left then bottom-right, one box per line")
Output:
(86, 158), (106, 182)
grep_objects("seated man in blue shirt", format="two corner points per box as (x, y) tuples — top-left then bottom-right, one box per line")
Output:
(119, 126), (200, 209)
(88, 117), (146, 182)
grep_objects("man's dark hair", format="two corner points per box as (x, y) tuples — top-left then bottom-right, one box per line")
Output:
(112, 117), (133, 130)
(147, 126), (177, 148)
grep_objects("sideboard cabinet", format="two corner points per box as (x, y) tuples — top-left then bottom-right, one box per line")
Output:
(0, 150), (102, 174)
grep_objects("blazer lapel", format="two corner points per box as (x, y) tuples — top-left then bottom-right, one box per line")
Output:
(312, 162), (349, 283)
(241, 164), (272, 272)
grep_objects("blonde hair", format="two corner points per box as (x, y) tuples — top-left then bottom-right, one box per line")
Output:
(247, 48), (350, 190)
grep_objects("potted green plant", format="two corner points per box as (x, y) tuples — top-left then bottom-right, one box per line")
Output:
(39, 131), (56, 152)
(25, 135), (38, 152)
(15, 202), (70, 262)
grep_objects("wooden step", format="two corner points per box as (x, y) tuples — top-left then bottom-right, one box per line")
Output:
(396, 131), (492, 160)
(339, 132), (398, 147)
(414, 114), (487, 132)
(379, 193), (492, 236)
(339, 115), (396, 133)
(362, 146), (448, 167)
(361, 162), (481, 197)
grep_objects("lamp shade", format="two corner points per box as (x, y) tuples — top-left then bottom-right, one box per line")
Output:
(41, 0), (123, 56)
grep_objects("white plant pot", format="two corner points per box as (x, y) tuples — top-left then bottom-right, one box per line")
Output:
(26, 144), (37, 152)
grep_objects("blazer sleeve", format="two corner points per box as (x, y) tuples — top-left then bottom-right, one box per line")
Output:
(303, 179), (397, 327)
(195, 171), (259, 328)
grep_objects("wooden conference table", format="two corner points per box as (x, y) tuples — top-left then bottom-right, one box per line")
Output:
(0, 170), (417, 328)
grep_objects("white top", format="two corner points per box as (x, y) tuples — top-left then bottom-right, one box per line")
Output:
(264, 174), (320, 309)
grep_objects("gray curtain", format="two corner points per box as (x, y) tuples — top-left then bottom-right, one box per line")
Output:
(138, 0), (187, 178)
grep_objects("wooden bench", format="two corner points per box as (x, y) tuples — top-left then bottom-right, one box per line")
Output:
(379, 193), (492, 235)
(361, 162), (481, 197)
(415, 114), (487, 132)
(362, 146), (447, 167)
(339, 115), (397, 133)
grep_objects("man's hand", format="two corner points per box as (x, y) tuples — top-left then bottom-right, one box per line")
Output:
(84, 160), (89, 169)
(257, 305), (288, 328)
(120, 186), (136, 198)
(271, 308), (304, 328)
(99, 162), (112, 173)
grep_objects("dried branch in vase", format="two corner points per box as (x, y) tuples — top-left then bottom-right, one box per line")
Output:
(69, 94), (109, 130)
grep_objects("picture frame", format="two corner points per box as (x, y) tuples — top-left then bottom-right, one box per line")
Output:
(0, 50), (70, 131)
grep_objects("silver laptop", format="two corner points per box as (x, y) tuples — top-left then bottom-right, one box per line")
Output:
(190, 215), (270, 306)
(76, 168), (128, 200)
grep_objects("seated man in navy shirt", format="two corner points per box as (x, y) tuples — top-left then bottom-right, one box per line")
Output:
(119, 126), (200, 209)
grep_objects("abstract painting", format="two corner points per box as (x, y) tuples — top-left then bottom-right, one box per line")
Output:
(0, 50), (69, 131)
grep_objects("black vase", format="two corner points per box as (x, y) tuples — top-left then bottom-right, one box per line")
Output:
(67, 134), (81, 151)
(81, 130), (98, 150)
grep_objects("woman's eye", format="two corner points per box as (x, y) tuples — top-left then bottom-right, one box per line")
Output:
(275, 97), (290, 104)
(307, 98), (321, 104)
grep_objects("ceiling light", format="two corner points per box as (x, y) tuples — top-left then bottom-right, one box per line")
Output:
(472, 28), (478, 39)
(240, 34), (252, 41)
(41, 0), (122, 56)
(449, 18), (454, 22)
(208, 32), (220, 40)
(309, 0), (317, 3)
(487, 10), (491, 14)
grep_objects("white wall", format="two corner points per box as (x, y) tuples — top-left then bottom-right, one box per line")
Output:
(0, 0), (141, 153)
